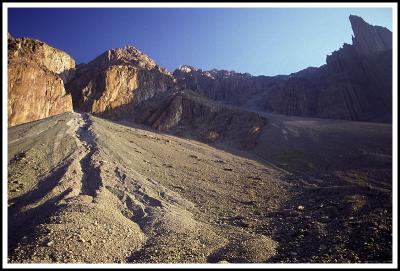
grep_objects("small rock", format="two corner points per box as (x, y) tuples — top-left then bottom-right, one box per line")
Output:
(46, 241), (54, 247)
(218, 260), (229, 264)
(297, 205), (305, 211)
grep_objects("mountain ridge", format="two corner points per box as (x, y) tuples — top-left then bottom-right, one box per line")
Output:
(7, 15), (393, 127)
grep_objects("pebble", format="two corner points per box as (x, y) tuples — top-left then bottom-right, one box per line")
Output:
(47, 241), (54, 247)
(297, 205), (305, 211)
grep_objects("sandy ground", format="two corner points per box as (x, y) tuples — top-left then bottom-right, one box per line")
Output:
(7, 112), (392, 263)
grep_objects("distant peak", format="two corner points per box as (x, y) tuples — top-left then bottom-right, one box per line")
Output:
(95, 45), (157, 69)
(178, 65), (198, 73)
(108, 45), (143, 57)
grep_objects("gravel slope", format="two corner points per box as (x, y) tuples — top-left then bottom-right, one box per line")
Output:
(7, 112), (392, 263)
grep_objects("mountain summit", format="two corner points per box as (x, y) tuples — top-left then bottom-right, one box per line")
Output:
(349, 15), (392, 55)
(66, 46), (175, 117)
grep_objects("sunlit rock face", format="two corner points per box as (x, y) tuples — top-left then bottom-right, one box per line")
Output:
(8, 35), (76, 83)
(8, 34), (75, 127)
(66, 46), (176, 118)
(174, 15), (392, 123)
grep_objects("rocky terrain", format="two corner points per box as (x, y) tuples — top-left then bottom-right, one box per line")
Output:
(8, 34), (75, 127)
(7, 112), (392, 263)
(7, 14), (393, 264)
(132, 90), (266, 148)
(65, 46), (176, 118)
(8, 16), (392, 126)
(174, 15), (392, 123)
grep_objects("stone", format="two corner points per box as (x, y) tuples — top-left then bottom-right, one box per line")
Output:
(65, 46), (175, 119)
(8, 36), (76, 83)
(8, 36), (74, 127)
(46, 241), (54, 247)
(297, 205), (305, 211)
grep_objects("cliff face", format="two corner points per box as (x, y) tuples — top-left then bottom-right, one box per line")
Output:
(66, 46), (176, 119)
(8, 15), (391, 127)
(8, 36), (76, 83)
(349, 15), (392, 55)
(174, 15), (392, 123)
(8, 35), (75, 127)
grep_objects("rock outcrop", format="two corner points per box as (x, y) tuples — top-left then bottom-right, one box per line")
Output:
(9, 15), (390, 127)
(174, 15), (392, 123)
(349, 15), (392, 55)
(8, 35), (76, 83)
(173, 65), (280, 107)
(8, 35), (74, 127)
(133, 90), (267, 148)
(66, 46), (176, 119)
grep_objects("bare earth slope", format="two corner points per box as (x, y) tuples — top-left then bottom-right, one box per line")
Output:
(8, 112), (392, 263)
(8, 112), (287, 263)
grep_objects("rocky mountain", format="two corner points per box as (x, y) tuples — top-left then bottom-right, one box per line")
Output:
(7, 13), (393, 264)
(8, 34), (75, 127)
(66, 46), (176, 118)
(348, 14), (392, 55)
(7, 15), (392, 127)
(174, 15), (392, 123)
(173, 65), (286, 108)
(133, 90), (267, 148)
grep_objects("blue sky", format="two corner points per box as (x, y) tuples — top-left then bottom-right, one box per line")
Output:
(8, 8), (392, 76)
